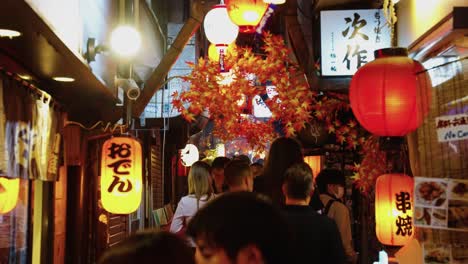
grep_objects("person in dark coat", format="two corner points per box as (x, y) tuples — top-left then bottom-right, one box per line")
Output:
(281, 162), (346, 264)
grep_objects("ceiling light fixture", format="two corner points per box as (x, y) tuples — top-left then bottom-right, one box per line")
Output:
(0, 29), (21, 38)
(53, 77), (75, 82)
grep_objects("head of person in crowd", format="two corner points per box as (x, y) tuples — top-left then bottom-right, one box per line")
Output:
(282, 162), (314, 205)
(232, 154), (251, 165)
(98, 231), (195, 264)
(315, 168), (346, 200)
(186, 192), (294, 264)
(210, 157), (231, 193)
(250, 162), (263, 178)
(263, 137), (303, 205)
(188, 161), (214, 208)
(225, 160), (254, 192)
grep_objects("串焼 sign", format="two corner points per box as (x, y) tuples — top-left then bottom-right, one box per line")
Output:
(320, 9), (391, 76)
(101, 137), (142, 214)
(375, 174), (414, 246)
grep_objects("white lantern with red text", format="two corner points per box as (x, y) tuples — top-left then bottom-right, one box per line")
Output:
(101, 137), (142, 214)
(204, 4), (239, 71)
(375, 173), (414, 246)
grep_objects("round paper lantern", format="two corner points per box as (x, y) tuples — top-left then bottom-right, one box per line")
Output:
(225, 0), (269, 33)
(181, 144), (199, 167)
(0, 177), (20, 214)
(208, 43), (236, 62)
(375, 173), (414, 246)
(204, 4), (239, 45)
(350, 48), (431, 136)
(101, 137), (142, 214)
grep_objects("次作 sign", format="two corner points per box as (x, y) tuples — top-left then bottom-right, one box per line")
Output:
(435, 113), (468, 142)
(320, 9), (391, 76)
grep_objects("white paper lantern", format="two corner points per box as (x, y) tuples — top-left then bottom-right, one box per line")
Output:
(181, 144), (199, 167)
(204, 4), (239, 46)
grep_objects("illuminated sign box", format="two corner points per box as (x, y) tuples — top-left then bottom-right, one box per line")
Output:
(320, 9), (391, 76)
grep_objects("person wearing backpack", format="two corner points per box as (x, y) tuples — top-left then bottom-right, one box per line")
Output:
(316, 169), (358, 264)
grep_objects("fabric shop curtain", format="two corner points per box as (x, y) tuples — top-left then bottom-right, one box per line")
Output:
(0, 71), (62, 181)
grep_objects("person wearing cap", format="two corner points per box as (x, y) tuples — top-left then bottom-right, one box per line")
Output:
(316, 169), (357, 264)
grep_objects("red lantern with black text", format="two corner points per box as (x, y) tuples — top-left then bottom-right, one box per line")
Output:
(350, 48), (431, 136)
(225, 0), (269, 33)
(375, 173), (414, 246)
(101, 137), (142, 214)
(0, 176), (20, 214)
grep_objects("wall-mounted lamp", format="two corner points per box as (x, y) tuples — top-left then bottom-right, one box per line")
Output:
(85, 25), (141, 63)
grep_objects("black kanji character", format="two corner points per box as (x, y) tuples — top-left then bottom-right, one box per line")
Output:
(342, 13), (369, 40)
(396, 191), (411, 214)
(342, 45), (368, 70)
(395, 215), (413, 236)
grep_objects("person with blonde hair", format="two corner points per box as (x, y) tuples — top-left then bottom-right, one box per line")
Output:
(170, 161), (215, 240)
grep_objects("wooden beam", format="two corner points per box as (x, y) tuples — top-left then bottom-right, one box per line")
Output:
(133, 0), (206, 116)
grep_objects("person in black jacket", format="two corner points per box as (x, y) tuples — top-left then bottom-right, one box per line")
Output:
(281, 162), (346, 264)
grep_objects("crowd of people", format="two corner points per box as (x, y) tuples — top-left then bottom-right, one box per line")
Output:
(99, 137), (357, 264)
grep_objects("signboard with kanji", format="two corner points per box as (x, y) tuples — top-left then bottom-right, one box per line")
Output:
(320, 9), (391, 76)
(435, 113), (468, 142)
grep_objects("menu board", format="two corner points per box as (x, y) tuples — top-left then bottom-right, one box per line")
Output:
(414, 177), (468, 232)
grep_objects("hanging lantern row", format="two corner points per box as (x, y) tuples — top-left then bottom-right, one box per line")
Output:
(101, 137), (142, 215)
(375, 173), (414, 246)
(349, 48), (431, 137)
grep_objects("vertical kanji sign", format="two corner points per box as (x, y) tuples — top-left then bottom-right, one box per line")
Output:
(101, 137), (142, 214)
(320, 9), (391, 76)
(375, 174), (414, 246)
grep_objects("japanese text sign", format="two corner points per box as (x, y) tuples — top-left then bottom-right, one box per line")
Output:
(320, 9), (391, 76)
(435, 113), (468, 142)
(101, 137), (142, 214)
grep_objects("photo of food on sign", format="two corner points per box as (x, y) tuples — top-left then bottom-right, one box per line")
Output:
(415, 207), (432, 226)
(448, 180), (468, 201)
(423, 245), (451, 264)
(431, 208), (448, 227)
(416, 181), (448, 207)
(448, 200), (468, 229)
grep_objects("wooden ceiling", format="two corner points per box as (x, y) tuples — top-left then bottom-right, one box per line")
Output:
(0, 0), (120, 124)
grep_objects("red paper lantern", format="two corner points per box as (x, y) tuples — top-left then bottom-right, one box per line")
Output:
(225, 0), (269, 33)
(101, 137), (142, 214)
(349, 48), (431, 136)
(375, 173), (414, 246)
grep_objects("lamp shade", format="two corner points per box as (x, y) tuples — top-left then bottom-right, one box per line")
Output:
(0, 177), (20, 214)
(349, 48), (431, 136)
(225, 0), (269, 33)
(101, 137), (142, 214)
(204, 4), (239, 46)
(375, 173), (414, 246)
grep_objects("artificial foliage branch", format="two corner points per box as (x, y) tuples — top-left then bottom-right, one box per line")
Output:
(172, 32), (313, 149)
